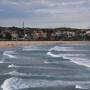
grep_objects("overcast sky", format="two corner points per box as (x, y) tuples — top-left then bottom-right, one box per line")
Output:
(0, 0), (90, 28)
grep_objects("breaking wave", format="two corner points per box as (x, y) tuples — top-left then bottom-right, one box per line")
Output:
(47, 51), (90, 68)
(44, 61), (60, 64)
(48, 46), (89, 52)
(8, 64), (17, 68)
(47, 52), (68, 59)
(1, 45), (90, 90)
(47, 45), (90, 68)
(8, 64), (62, 70)
(22, 46), (44, 51)
(4, 71), (32, 77)
(3, 51), (17, 58)
(47, 52), (62, 58)
(47, 52), (85, 58)
(48, 46), (73, 52)
(4, 71), (54, 78)
(1, 77), (90, 90)
(70, 57), (90, 68)
(75, 84), (90, 89)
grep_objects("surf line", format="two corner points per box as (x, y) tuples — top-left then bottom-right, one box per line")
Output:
(3, 51), (17, 58)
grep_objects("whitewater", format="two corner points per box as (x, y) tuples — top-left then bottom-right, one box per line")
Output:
(0, 44), (90, 90)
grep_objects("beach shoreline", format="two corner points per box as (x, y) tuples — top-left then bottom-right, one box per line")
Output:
(0, 41), (90, 48)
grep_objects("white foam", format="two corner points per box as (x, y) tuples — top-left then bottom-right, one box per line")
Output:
(0, 60), (11, 64)
(47, 50), (90, 68)
(47, 52), (85, 58)
(70, 57), (90, 68)
(48, 46), (89, 52)
(4, 71), (53, 78)
(3, 53), (15, 58)
(1, 77), (24, 90)
(3, 51), (17, 58)
(4, 71), (32, 77)
(1, 77), (90, 90)
(22, 46), (41, 51)
(8, 64), (62, 70)
(48, 46), (73, 51)
(8, 64), (17, 68)
(47, 52), (62, 58)
(48, 46), (90, 68)
(44, 61), (51, 64)
(75, 84), (89, 89)
(44, 61), (60, 64)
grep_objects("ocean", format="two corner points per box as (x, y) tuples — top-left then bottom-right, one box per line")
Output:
(0, 44), (90, 90)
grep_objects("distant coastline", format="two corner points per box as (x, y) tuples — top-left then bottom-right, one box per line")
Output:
(0, 26), (90, 41)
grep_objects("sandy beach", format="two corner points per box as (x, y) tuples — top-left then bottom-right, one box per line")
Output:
(0, 41), (90, 48)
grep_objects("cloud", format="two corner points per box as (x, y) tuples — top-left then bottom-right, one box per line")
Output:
(59, 1), (86, 6)
(0, 0), (90, 28)
(34, 8), (81, 15)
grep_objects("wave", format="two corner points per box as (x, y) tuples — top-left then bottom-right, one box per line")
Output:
(22, 46), (43, 51)
(47, 52), (85, 59)
(8, 64), (62, 70)
(48, 45), (90, 68)
(4, 71), (32, 77)
(48, 46), (89, 52)
(4, 71), (54, 78)
(3, 51), (17, 58)
(48, 46), (73, 52)
(44, 61), (60, 64)
(0, 60), (11, 64)
(70, 57), (90, 68)
(47, 52), (62, 58)
(8, 64), (18, 68)
(1, 77), (90, 90)
(47, 51), (90, 68)
(75, 84), (89, 89)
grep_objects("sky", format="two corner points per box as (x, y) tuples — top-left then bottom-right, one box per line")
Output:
(0, 0), (90, 28)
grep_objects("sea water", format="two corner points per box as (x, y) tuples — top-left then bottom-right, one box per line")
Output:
(0, 44), (90, 90)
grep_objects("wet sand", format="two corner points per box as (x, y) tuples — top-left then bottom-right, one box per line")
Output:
(0, 41), (90, 48)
